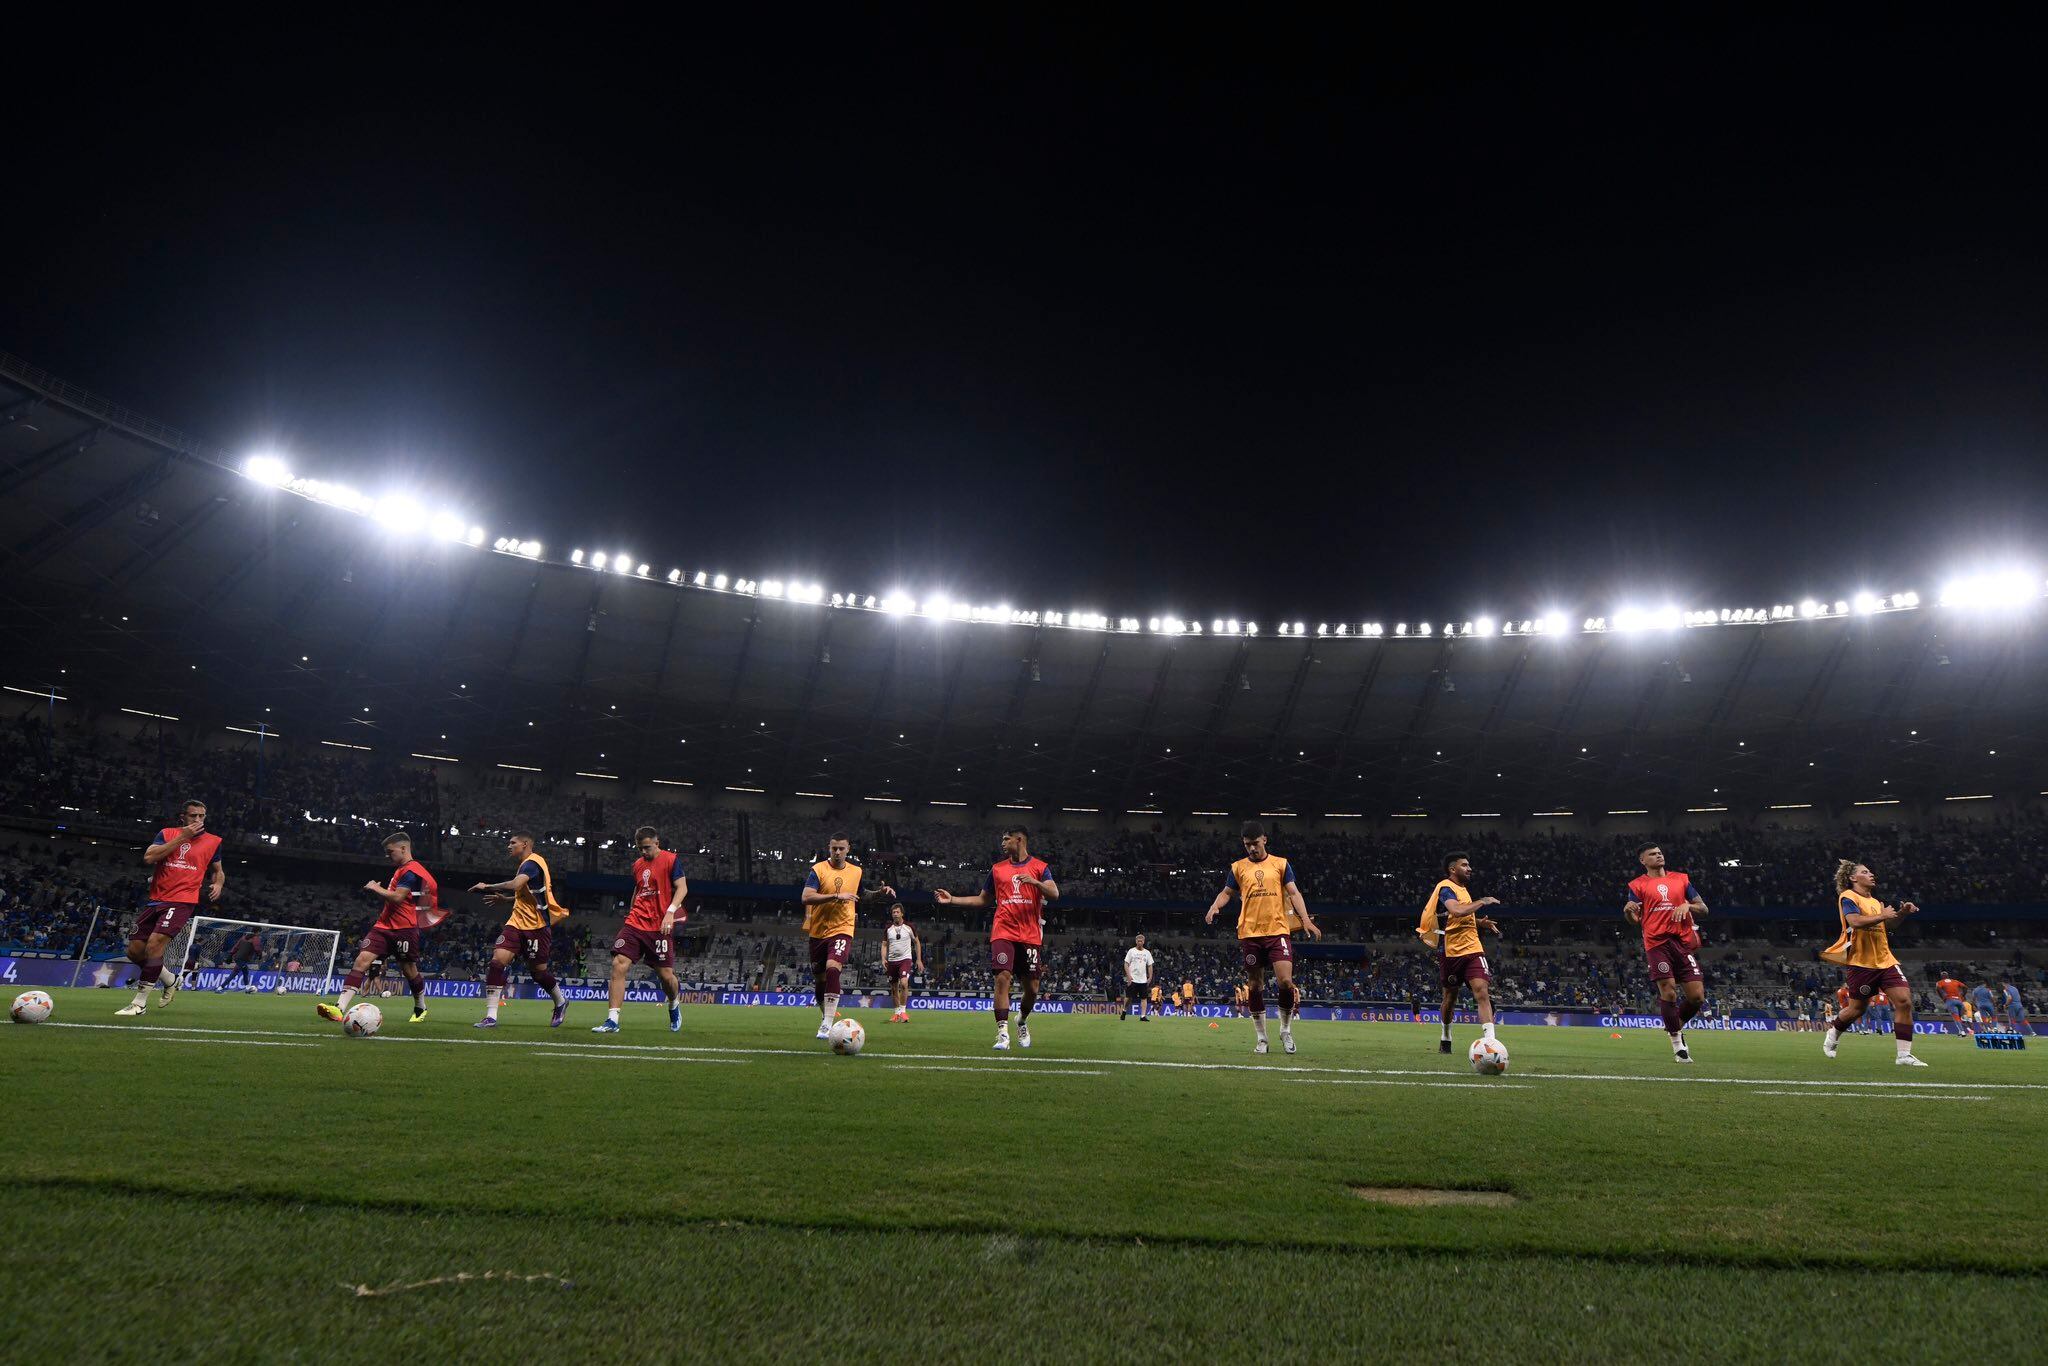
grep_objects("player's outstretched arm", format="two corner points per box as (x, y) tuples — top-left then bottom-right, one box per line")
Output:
(1203, 887), (1233, 925)
(470, 872), (530, 897)
(1287, 885), (1320, 939)
(934, 888), (987, 907)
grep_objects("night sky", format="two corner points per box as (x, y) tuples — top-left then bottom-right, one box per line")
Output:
(6, 17), (2045, 622)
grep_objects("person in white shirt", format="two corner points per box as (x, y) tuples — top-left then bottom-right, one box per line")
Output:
(881, 903), (924, 1024)
(1122, 934), (1156, 1021)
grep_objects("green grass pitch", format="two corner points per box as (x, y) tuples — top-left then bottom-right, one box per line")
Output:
(4, 988), (2045, 1362)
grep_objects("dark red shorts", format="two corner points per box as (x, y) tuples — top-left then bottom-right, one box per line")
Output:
(612, 924), (674, 968)
(1845, 964), (1909, 998)
(130, 901), (196, 944)
(493, 924), (552, 963)
(1440, 951), (1492, 989)
(990, 939), (1043, 976)
(886, 957), (913, 982)
(1644, 939), (1702, 984)
(809, 934), (852, 971)
(1239, 934), (1293, 970)
(359, 926), (419, 962)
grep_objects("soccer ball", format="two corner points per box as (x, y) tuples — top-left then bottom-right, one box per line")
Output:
(274, 984), (288, 994)
(380, 989), (393, 998)
(343, 1002), (383, 1037)
(1469, 1037), (1510, 1076)
(827, 1018), (865, 1055)
(11, 990), (53, 1024)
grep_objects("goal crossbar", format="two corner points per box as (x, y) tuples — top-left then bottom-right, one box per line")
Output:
(169, 916), (344, 995)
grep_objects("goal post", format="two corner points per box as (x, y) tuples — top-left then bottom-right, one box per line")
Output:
(167, 916), (344, 995)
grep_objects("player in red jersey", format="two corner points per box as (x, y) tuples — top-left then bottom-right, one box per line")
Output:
(593, 825), (689, 1034)
(318, 831), (437, 1025)
(1623, 843), (1710, 1063)
(935, 826), (1058, 1051)
(117, 799), (225, 1017)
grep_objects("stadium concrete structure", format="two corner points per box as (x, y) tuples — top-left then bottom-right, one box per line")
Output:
(4, 349), (2044, 840)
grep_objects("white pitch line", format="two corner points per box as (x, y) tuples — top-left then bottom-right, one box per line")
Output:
(885, 1064), (1107, 1076)
(1293, 1078), (1531, 1090)
(1751, 1089), (1990, 1102)
(528, 1051), (746, 1065)
(33, 1022), (2047, 1093)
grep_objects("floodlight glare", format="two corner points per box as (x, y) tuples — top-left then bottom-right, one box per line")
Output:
(1798, 598), (1820, 618)
(466, 526), (486, 546)
(591, 552), (609, 569)
(1853, 591), (1879, 614)
(375, 495), (425, 535)
(668, 569), (683, 583)
(571, 549), (586, 564)
(712, 573), (729, 590)
(244, 454), (292, 486)
(636, 563), (650, 577)
(1940, 569), (2038, 609)
(428, 512), (466, 542)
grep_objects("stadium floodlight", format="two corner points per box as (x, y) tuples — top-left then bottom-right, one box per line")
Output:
(636, 563), (650, 577)
(1798, 598), (1820, 618)
(1212, 619), (1224, 633)
(375, 495), (426, 535)
(1246, 621), (1259, 634)
(493, 537), (510, 552)
(762, 579), (785, 598)
(243, 453), (293, 486)
(466, 526), (486, 546)
(615, 551), (632, 573)
(516, 541), (540, 557)
(1395, 623), (1408, 635)
(571, 549), (586, 564)
(712, 574), (729, 590)
(1940, 569), (2038, 609)
(591, 551), (609, 569)
(1225, 619), (1239, 634)
(1473, 616), (1494, 636)
(879, 591), (913, 614)
(669, 569), (683, 583)
(1364, 622), (1383, 636)
(1417, 622), (1431, 636)
(1853, 591), (1879, 614)
(1276, 622), (1290, 636)
(1148, 617), (1161, 632)
(1293, 622), (1305, 636)
(428, 511), (466, 542)
(1316, 623), (1328, 635)
(1897, 590), (1921, 607)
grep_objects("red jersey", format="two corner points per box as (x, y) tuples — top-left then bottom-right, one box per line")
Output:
(983, 856), (1054, 946)
(1936, 977), (1964, 1002)
(1626, 870), (1700, 951)
(148, 828), (223, 905)
(627, 850), (685, 933)
(375, 859), (439, 931)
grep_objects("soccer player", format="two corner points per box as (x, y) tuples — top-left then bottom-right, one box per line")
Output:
(593, 826), (687, 1034)
(116, 800), (225, 1017)
(881, 903), (923, 1023)
(1122, 934), (1155, 1021)
(1819, 860), (1924, 1065)
(1416, 851), (1501, 1056)
(467, 832), (571, 1029)
(319, 831), (437, 1025)
(2001, 980), (2031, 1034)
(1969, 982), (1998, 1033)
(1935, 973), (1968, 1034)
(1205, 820), (1320, 1055)
(799, 833), (896, 1040)
(1623, 842), (1710, 1063)
(935, 826), (1058, 1051)
(220, 929), (262, 992)
(1176, 980), (1196, 1018)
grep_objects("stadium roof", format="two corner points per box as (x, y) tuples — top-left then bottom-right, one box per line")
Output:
(3, 352), (2044, 820)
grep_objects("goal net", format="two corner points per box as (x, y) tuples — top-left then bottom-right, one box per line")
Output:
(166, 916), (344, 995)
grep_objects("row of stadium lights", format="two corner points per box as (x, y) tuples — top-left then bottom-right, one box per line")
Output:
(242, 455), (2042, 636)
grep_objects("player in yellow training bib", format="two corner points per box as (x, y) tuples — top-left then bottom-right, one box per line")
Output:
(1416, 851), (1503, 1056)
(1818, 859), (1925, 1066)
(1205, 820), (1320, 1056)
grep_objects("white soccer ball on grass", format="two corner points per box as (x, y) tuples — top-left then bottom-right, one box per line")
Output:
(343, 1002), (383, 1037)
(1468, 1037), (1510, 1075)
(827, 1018), (865, 1055)
(11, 990), (54, 1024)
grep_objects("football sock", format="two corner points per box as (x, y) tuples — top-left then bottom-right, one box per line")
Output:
(484, 986), (503, 1020)
(995, 1005), (1009, 1023)
(1895, 1036), (1913, 1057)
(338, 988), (357, 1011)
(823, 993), (840, 1026)
(1253, 1016), (1268, 1042)
(607, 1007), (621, 1022)
(1659, 998), (1682, 1035)
(1679, 996), (1703, 1025)
(1894, 1019), (1914, 1044)
(1482, 1022), (1496, 1040)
